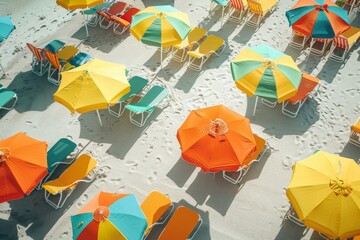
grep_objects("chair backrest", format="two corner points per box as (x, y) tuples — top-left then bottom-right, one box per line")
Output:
(26, 43), (43, 61)
(43, 50), (62, 70)
(247, 0), (263, 14)
(138, 85), (169, 108)
(287, 73), (320, 103)
(47, 138), (77, 172)
(313, 38), (332, 44)
(120, 76), (148, 101)
(107, 1), (128, 15)
(121, 7), (140, 23)
(198, 35), (224, 54)
(333, 36), (349, 49)
(141, 191), (171, 231)
(187, 27), (207, 45)
(231, 0), (246, 10)
(158, 206), (200, 240)
(42, 154), (97, 194)
(242, 135), (266, 167)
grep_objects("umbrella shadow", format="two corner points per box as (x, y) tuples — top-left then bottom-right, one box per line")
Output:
(315, 58), (344, 84)
(274, 216), (309, 240)
(231, 24), (257, 45)
(145, 199), (211, 240)
(0, 218), (18, 240)
(245, 96), (320, 138)
(173, 68), (203, 93)
(4, 70), (56, 113)
(166, 157), (197, 188)
(340, 142), (360, 162)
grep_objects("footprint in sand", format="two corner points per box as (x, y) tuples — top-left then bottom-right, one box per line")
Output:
(155, 156), (162, 166)
(76, 194), (89, 208)
(60, 232), (69, 239)
(282, 156), (293, 170)
(147, 172), (157, 184)
(125, 161), (138, 172)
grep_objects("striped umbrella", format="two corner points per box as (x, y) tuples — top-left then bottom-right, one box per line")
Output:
(285, 0), (350, 38)
(71, 192), (147, 240)
(130, 5), (191, 68)
(231, 45), (302, 116)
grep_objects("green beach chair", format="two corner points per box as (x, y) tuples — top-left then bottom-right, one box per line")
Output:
(36, 138), (78, 190)
(125, 85), (169, 127)
(0, 88), (17, 112)
(108, 76), (149, 118)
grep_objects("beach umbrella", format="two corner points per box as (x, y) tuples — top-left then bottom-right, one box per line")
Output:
(53, 58), (130, 127)
(130, 5), (191, 68)
(0, 132), (47, 203)
(230, 44), (302, 116)
(71, 192), (147, 240)
(0, 16), (15, 77)
(285, 0), (350, 38)
(56, 0), (104, 37)
(286, 151), (360, 239)
(177, 105), (257, 172)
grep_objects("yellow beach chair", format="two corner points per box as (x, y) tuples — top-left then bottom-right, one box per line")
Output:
(329, 26), (360, 62)
(187, 35), (226, 71)
(172, 27), (207, 62)
(246, 0), (278, 28)
(350, 117), (360, 147)
(42, 154), (98, 209)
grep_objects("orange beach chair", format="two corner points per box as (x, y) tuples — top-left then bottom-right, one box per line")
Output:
(349, 117), (360, 147)
(97, 1), (129, 29)
(282, 73), (320, 118)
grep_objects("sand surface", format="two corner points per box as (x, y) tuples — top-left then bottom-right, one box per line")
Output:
(0, 0), (359, 239)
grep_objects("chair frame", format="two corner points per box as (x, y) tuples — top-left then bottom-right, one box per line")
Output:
(84, 0), (115, 27)
(223, 142), (269, 184)
(142, 203), (175, 239)
(188, 42), (226, 71)
(209, 0), (231, 27)
(261, 97), (277, 108)
(112, 8), (140, 35)
(0, 90), (18, 111)
(98, 2), (129, 29)
(227, 0), (248, 24)
(349, 117), (360, 147)
(289, 31), (310, 50)
(172, 35), (207, 63)
(309, 38), (332, 56)
(329, 35), (360, 63)
(246, 0), (278, 29)
(27, 43), (49, 76)
(285, 205), (305, 227)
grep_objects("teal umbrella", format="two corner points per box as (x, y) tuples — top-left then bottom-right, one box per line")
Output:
(0, 16), (15, 78)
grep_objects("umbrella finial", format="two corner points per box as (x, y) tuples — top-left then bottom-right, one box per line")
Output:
(93, 206), (110, 222)
(329, 178), (352, 197)
(209, 118), (228, 136)
(0, 147), (11, 162)
(263, 59), (277, 69)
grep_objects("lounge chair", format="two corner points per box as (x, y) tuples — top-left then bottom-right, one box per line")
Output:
(228, 0), (248, 23)
(350, 117), (360, 147)
(141, 191), (174, 238)
(246, 0), (278, 28)
(108, 76), (149, 118)
(83, 0), (115, 27)
(309, 38), (332, 56)
(111, 7), (140, 35)
(42, 154), (98, 209)
(223, 134), (268, 184)
(36, 138), (78, 190)
(125, 85), (169, 127)
(158, 206), (202, 240)
(172, 27), (207, 62)
(43, 50), (75, 86)
(282, 73), (320, 118)
(329, 26), (360, 62)
(289, 30), (310, 50)
(187, 35), (226, 71)
(0, 88), (17, 112)
(346, 0), (360, 13)
(67, 52), (92, 67)
(261, 97), (277, 108)
(97, 1), (129, 29)
(209, 0), (230, 26)
(285, 205), (305, 227)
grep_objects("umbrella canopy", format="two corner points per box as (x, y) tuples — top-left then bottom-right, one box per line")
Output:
(177, 105), (257, 172)
(0, 132), (47, 203)
(285, 0), (350, 38)
(130, 5), (191, 48)
(231, 45), (302, 103)
(54, 58), (130, 114)
(286, 151), (360, 239)
(71, 192), (147, 240)
(0, 16), (15, 43)
(56, 0), (103, 10)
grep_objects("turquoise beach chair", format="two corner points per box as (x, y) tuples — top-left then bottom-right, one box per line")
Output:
(125, 85), (169, 127)
(0, 88), (17, 112)
(108, 76), (149, 118)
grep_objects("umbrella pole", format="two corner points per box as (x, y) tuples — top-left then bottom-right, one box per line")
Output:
(82, 10), (89, 37)
(161, 46), (163, 69)
(253, 96), (258, 117)
(96, 110), (103, 127)
(0, 63), (4, 79)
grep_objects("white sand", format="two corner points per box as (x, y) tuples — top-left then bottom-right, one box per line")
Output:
(0, 0), (359, 239)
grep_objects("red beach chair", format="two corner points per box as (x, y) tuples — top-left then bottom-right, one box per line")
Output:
(97, 1), (129, 29)
(111, 7), (140, 35)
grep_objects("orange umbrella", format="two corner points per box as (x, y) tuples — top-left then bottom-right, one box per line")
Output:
(177, 105), (257, 172)
(0, 132), (47, 203)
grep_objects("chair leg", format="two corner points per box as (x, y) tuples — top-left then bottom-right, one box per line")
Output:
(108, 101), (125, 118)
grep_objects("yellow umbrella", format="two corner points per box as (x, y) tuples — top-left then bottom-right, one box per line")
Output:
(286, 151), (360, 239)
(56, 0), (104, 37)
(54, 58), (130, 126)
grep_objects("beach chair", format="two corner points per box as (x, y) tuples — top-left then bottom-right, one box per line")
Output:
(285, 205), (305, 227)
(246, 0), (278, 28)
(0, 88), (17, 112)
(228, 0), (248, 23)
(346, 0), (360, 13)
(187, 35), (226, 71)
(261, 97), (277, 108)
(43, 50), (75, 86)
(125, 85), (169, 127)
(42, 154), (98, 209)
(223, 134), (268, 184)
(172, 27), (207, 62)
(289, 30), (310, 50)
(108, 76), (149, 118)
(309, 38), (332, 56)
(282, 73), (320, 118)
(349, 117), (360, 147)
(36, 138), (78, 190)
(83, 0), (115, 27)
(97, 1), (129, 29)
(141, 191), (174, 237)
(111, 7), (140, 35)
(209, 0), (230, 26)
(158, 206), (202, 240)
(329, 26), (360, 62)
